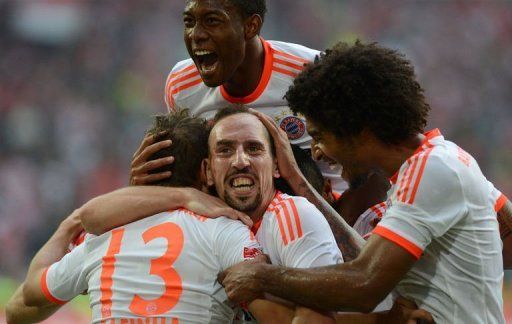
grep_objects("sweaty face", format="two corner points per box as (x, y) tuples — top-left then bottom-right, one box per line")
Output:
(206, 114), (278, 215)
(306, 118), (368, 187)
(183, 0), (246, 87)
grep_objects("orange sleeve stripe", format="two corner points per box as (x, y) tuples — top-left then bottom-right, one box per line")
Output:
(288, 199), (303, 238)
(169, 71), (200, 88)
(397, 154), (421, 202)
(279, 201), (296, 242)
(40, 267), (67, 305)
(169, 64), (196, 79)
(170, 77), (202, 95)
(275, 209), (289, 245)
(273, 58), (305, 71)
(272, 67), (298, 78)
(407, 148), (433, 204)
(273, 49), (310, 64)
(373, 226), (423, 259)
(495, 193), (508, 212)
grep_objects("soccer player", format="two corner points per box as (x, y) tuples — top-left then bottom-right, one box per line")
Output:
(131, 0), (344, 193)
(9, 111), (312, 323)
(220, 41), (506, 323)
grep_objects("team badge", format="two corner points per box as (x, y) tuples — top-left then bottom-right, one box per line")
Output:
(279, 116), (306, 140)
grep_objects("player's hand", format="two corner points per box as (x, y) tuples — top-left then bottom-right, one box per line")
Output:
(218, 255), (268, 303)
(385, 296), (434, 324)
(248, 109), (301, 181)
(182, 188), (253, 227)
(130, 131), (174, 185)
(58, 209), (86, 243)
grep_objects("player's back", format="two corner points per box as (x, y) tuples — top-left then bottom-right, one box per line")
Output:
(79, 209), (258, 323)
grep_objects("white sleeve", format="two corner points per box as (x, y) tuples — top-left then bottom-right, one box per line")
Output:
(375, 155), (464, 259)
(212, 217), (262, 271)
(271, 197), (343, 268)
(164, 60), (191, 112)
(488, 181), (507, 212)
(41, 242), (88, 304)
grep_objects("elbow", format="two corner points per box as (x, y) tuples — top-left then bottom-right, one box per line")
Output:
(22, 282), (42, 307)
(78, 202), (103, 235)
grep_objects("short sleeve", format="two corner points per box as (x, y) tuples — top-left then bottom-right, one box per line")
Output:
(164, 60), (194, 112)
(375, 155), (465, 259)
(41, 242), (88, 304)
(212, 218), (263, 271)
(271, 197), (343, 268)
(488, 181), (507, 212)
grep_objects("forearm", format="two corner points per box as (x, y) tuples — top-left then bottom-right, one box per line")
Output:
(287, 172), (365, 261)
(80, 186), (188, 235)
(6, 285), (60, 324)
(255, 262), (378, 313)
(498, 199), (512, 240)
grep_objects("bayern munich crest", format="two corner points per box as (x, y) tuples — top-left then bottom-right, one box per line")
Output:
(279, 116), (306, 140)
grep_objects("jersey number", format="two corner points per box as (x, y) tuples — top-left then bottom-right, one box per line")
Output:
(100, 223), (184, 318)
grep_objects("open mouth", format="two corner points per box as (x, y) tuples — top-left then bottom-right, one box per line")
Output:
(230, 176), (255, 194)
(194, 50), (219, 76)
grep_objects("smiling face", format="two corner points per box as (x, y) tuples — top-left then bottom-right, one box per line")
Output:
(183, 0), (247, 87)
(306, 118), (370, 187)
(206, 113), (279, 218)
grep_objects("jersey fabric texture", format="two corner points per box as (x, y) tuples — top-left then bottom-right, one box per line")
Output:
(41, 209), (261, 324)
(164, 38), (346, 191)
(373, 129), (504, 324)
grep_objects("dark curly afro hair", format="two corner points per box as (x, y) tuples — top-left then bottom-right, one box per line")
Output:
(285, 41), (430, 145)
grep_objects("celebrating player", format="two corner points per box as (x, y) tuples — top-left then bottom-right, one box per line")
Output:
(220, 41), (506, 323)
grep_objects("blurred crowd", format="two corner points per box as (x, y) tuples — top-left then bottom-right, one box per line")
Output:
(0, 0), (511, 278)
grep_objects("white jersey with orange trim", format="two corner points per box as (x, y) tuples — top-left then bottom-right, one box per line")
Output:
(253, 191), (343, 268)
(353, 202), (386, 239)
(164, 38), (346, 192)
(373, 129), (504, 324)
(41, 209), (261, 324)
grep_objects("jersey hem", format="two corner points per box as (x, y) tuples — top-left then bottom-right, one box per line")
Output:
(40, 267), (67, 305)
(495, 193), (507, 212)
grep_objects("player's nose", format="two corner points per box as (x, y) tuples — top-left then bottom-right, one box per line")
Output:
(232, 148), (250, 169)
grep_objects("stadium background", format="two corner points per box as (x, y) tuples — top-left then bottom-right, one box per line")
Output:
(0, 0), (510, 322)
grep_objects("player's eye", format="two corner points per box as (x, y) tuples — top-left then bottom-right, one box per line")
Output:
(247, 145), (263, 154)
(217, 147), (232, 155)
(205, 17), (221, 26)
(183, 17), (195, 28)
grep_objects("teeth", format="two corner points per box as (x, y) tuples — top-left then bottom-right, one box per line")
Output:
(233, 177), (254, 187)
(195, 50), (213, 56)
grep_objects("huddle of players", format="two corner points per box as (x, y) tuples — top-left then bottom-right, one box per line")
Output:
(7, 0), (512, 323)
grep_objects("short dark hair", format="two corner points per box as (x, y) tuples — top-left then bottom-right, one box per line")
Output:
(285, 41), (430, 145)
(211, 106), (275, 156)
(146, 110), (209, 187)
(275, 144), (325, 195)
(228, 0), (267, 22)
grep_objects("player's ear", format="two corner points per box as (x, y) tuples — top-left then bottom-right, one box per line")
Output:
(272, 158), (281, 179)
(244, 14), (262, 40)
(202, 158), (215, 187)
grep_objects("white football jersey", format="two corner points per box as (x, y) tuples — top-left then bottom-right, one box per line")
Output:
(374, 129), (504, 323)
(164, 38), (346, 192)
(41, 209), (261, 324)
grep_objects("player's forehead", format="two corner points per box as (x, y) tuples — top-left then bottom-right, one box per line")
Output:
(209, 113), (271, 148)
(184, 0), (237, 16)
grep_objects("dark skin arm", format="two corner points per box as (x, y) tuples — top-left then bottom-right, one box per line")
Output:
(130, 131), (174, 185)
(221, 234), (416, 313)
(498, 199), (512, 269)
(250, 109), (365, 261)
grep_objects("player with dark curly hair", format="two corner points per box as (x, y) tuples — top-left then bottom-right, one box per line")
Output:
(221, 41), (507, 323)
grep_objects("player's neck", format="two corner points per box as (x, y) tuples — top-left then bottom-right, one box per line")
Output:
(222, 37), (265, 98)
(248, 189), (276, 223)
(377, 134), (425, 179)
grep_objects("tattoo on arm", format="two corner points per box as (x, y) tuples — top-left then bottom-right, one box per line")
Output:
(498, 201), (512, 240)
(296, 180), (364, 261)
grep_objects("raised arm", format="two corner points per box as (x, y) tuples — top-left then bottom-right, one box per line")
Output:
(498, 199), (512, 269)
(18, 210), (83, 311)
(250, 109), (365, 261)
(80, 186), (252, 235)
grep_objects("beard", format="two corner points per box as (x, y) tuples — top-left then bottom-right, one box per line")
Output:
(224, 189), (262, 213)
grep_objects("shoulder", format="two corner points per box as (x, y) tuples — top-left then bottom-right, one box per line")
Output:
(266, 194), (326, 245)
(164, 59), (203, 110)
(267, 40), (320, 61)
